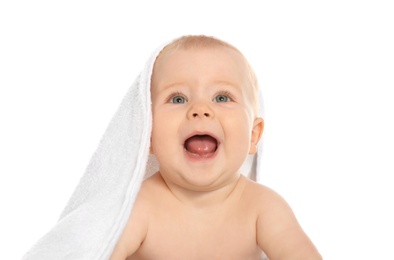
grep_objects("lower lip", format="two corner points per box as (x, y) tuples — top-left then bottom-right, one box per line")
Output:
(183, 146), (219, 162)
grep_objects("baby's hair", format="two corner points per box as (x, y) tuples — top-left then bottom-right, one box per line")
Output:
(157, 35), (260, 118)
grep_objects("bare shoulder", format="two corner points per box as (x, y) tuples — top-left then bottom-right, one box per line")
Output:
(243, 178), (322, 259)
(110, 173), (163, 260)
(240, 176), (282, 202)
(240, 176), (288, 213)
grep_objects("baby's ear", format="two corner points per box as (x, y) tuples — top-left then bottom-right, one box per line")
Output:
(249, 117), (264, 154)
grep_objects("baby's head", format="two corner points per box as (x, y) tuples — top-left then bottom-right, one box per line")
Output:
(149, 35), (263, 190)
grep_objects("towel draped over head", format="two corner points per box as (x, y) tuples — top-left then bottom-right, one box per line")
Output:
(22, 36), (265, 260)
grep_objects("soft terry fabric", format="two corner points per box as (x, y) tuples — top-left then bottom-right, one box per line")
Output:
(22, 39), (266, 260)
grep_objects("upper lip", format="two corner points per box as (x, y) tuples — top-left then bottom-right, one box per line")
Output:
(183, 131), (220, 147)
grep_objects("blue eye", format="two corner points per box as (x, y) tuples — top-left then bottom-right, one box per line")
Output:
(214, 94), (230, 103)
(170, 96), (186, 104)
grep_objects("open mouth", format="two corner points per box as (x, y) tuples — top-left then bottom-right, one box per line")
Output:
(184, 134), (219, 158)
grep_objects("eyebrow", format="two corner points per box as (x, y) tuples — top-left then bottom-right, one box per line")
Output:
(212, 80), (240, 88)
(161, 82), (186, 89)
(155, 80), (241, 93)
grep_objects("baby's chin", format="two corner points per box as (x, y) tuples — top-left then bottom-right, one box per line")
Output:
(159, 169), (241, 193)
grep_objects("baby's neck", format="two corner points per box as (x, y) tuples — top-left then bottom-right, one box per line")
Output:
(158, 173), (246, 209)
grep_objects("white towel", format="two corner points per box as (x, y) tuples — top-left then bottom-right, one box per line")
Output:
(22, 37), (266, 260)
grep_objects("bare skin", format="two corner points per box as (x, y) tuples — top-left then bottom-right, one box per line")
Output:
(111, 41), (322, 259)
(111, 173), (321, 260)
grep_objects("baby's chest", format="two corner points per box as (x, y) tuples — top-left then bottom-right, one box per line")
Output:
(136, 211), (260, 259)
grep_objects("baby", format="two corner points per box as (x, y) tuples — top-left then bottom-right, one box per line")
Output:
(111, 36), (322, 260)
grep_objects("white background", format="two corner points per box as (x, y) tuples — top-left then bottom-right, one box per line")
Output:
(1, 1), (393, 259)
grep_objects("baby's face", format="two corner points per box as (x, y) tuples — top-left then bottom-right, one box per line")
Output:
(150, 46), (263, 191)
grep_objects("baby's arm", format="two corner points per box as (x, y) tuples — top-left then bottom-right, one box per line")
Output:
(110, 191), (149, 260)
(256, 187), (322, 259)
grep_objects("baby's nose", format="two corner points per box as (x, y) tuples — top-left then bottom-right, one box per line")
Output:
(187, 102), (214, 119)
(192, 112), (210, 117)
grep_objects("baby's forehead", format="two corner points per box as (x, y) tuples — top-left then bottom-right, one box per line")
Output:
(156, 44), (241, 64)
(153, 45), (250, 80)
(152, 47), (250, 92)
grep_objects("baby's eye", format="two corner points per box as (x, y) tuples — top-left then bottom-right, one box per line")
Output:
(170, 95), (187, 104)
(213, 94), (230, 103)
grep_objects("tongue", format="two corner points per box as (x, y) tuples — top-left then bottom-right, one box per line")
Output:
(185, 135), (217, 156)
